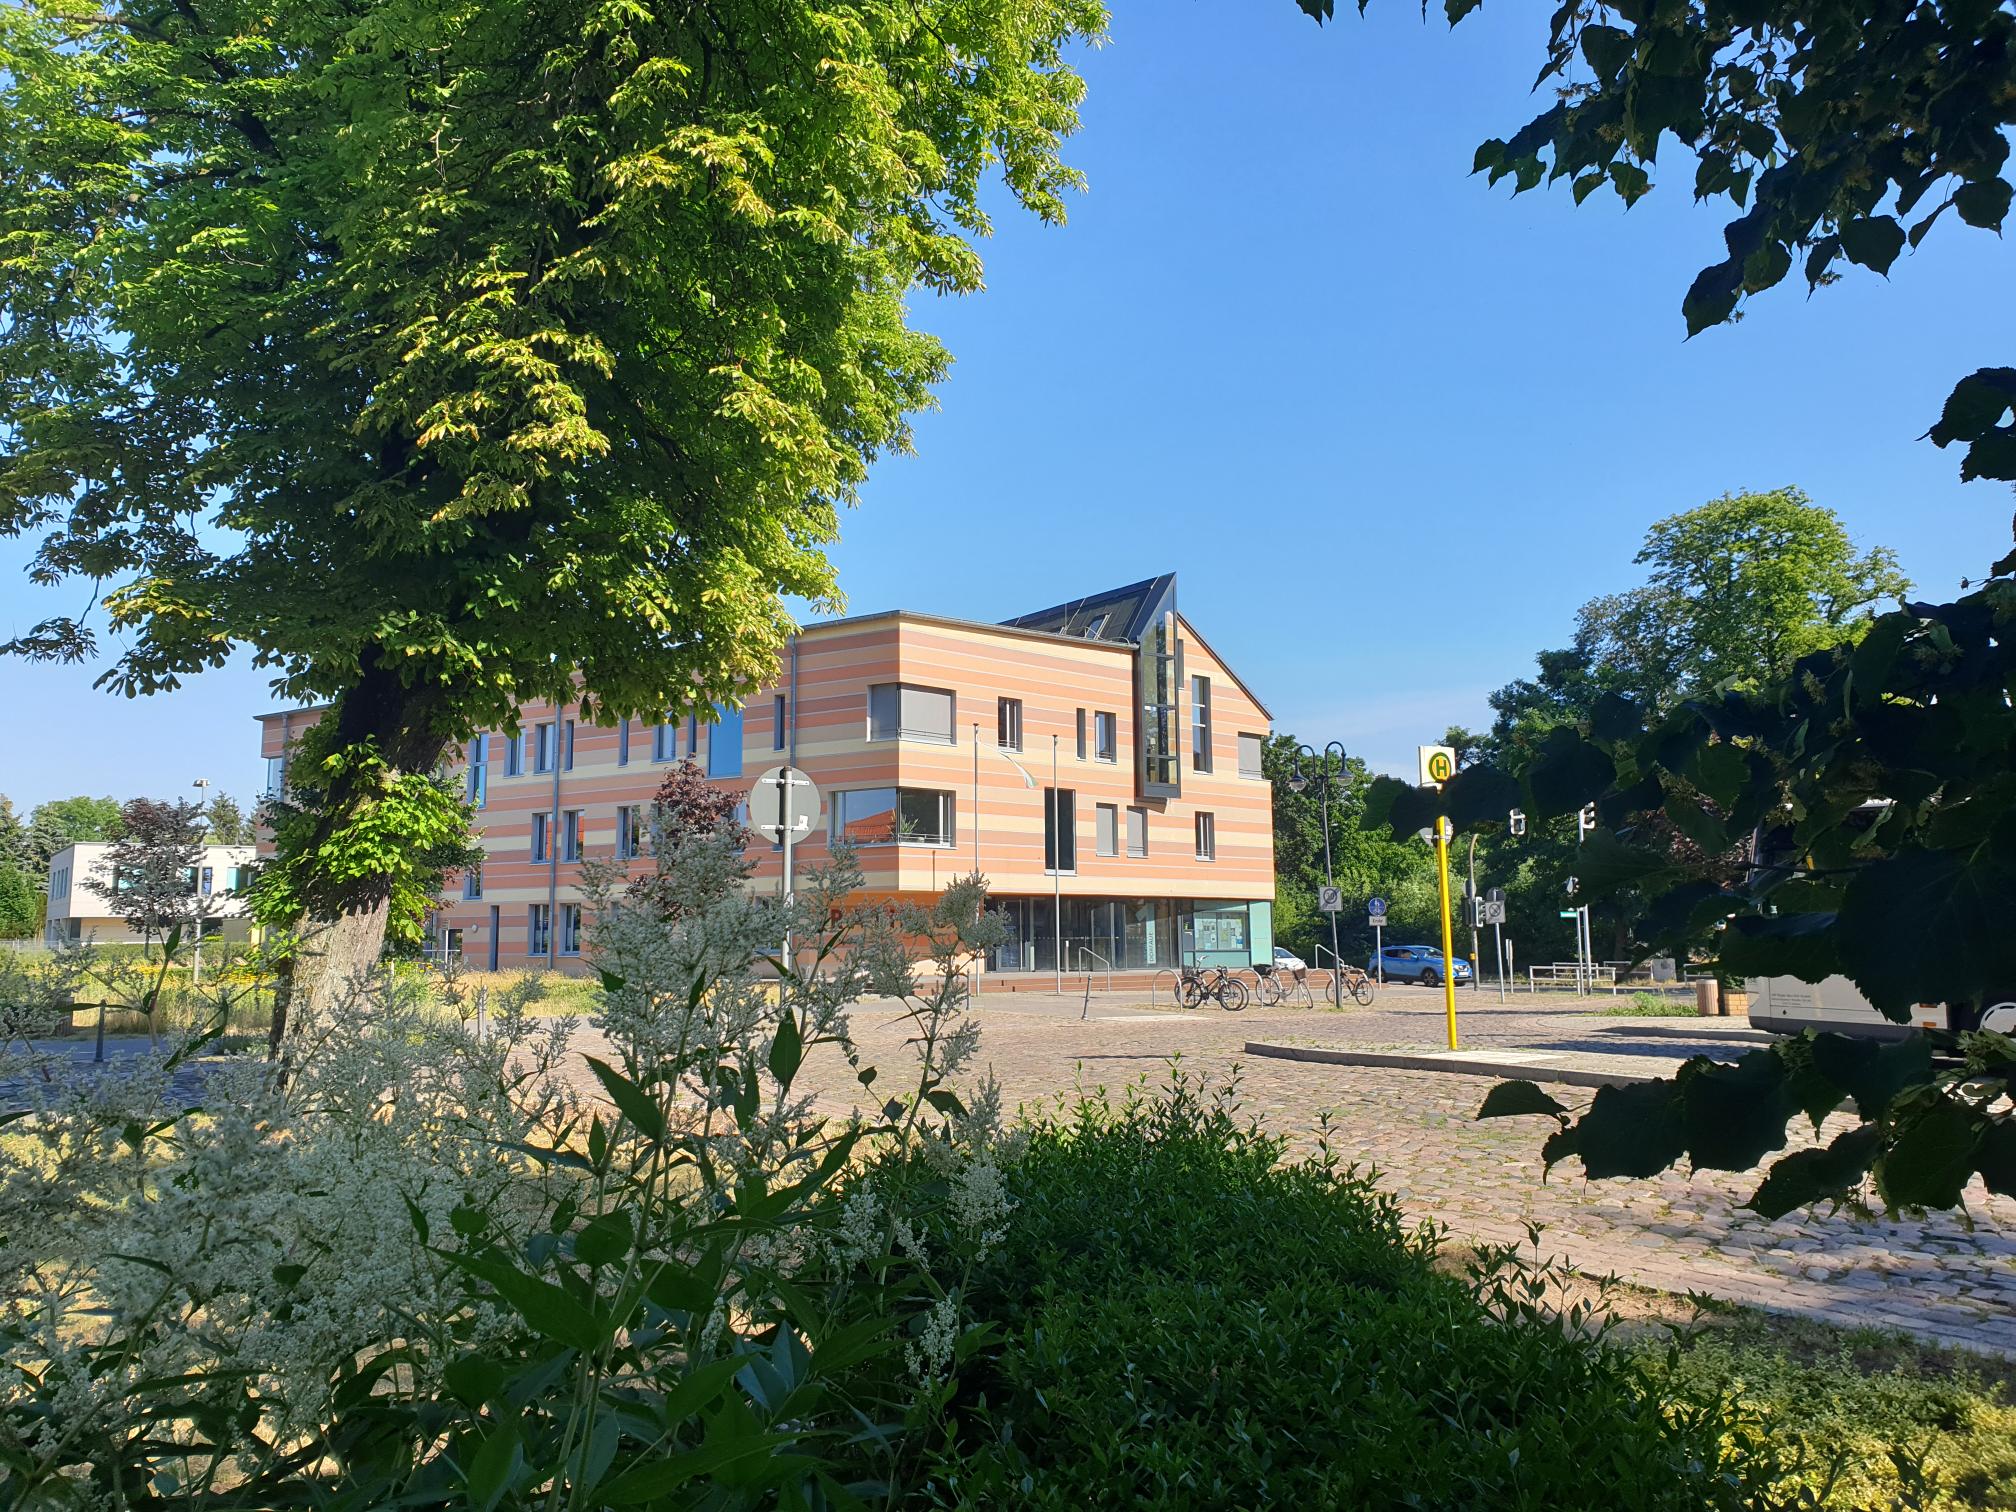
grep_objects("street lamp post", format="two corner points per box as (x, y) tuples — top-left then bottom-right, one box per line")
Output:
(1288, 741), (1348, 1006)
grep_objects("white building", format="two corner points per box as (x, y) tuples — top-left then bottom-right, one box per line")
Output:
(43, 841), (259, 947)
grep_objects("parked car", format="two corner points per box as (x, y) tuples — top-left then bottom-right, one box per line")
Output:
(1272, 946), (1308, 974)
(1370, 945), (1472, 987)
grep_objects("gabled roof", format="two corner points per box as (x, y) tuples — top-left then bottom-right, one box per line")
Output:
(1000, 573), (1177, 645)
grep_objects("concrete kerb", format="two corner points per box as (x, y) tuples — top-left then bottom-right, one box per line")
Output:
(1244, 1040), (1658, 1090)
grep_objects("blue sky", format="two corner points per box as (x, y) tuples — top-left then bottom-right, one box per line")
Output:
(3, 0), (2010, 810)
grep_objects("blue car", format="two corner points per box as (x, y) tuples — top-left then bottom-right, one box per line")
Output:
(1370, 945), (1473, 987)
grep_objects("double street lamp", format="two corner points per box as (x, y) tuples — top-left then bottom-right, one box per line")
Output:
(1287, 741), (1347, 1005)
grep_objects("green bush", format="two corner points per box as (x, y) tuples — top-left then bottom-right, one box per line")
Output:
(918, 1073), (1794, 1509)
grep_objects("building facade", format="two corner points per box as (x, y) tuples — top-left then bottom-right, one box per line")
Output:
(256, 575), (1275, 978)
(43, 841), (259, 947)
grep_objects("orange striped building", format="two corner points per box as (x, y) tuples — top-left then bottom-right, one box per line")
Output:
(256, 575), (1276, 979)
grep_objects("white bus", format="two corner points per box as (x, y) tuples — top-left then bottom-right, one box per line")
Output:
(1745, 975), (2016, 1040)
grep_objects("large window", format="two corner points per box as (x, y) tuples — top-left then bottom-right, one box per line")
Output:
(264, 755), (288, 796)
(1127, 806), (1148, 857)
(466, 734), (489, 808)
(1237, 732), (1265, 779)
(708, 704), (744, 777)
(617, 804), (647, 860)
(528, 903), (552, 957)
(1194, 811), (1216, 861)
(1094, 710), (1117, 763)
(998, 697), (1023, 751)
(558, 902), (582, 956)
(1191, 676), (1212, 772)
(534, 721), (557, 774)
(1139, 615), (1181, 797)
(1095, 803), (1118, 857)
(833, 788), (954, 847)
(1045, 788), (1076, 873)
(562, 809), (584, 862)
(867, 683), (955, 744)
(653, 717), (678, 762)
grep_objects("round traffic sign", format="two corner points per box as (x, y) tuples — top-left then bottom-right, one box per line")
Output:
(748, 765), (821, 842)
(1366, 896), (1387, 917)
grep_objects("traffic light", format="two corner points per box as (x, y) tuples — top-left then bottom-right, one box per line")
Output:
(1508, 809), (1526, 837)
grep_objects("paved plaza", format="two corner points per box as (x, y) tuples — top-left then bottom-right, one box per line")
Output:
(769, 986), (2016, 1356)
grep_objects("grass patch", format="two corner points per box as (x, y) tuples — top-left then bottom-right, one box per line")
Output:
(1592, 989), (1700, 1017)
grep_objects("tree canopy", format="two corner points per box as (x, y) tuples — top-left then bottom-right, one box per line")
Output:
(1299, 0), (2016, 497)
(0, 0), (1105, 977)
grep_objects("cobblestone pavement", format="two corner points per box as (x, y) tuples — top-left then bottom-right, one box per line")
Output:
(577, 987), (2016, 1355)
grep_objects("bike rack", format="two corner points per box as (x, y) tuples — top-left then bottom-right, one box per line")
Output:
(1312, 943), (1352, 1006)
(1150, 967), (1182, 1010)
(1073, 948), (1113, 1019)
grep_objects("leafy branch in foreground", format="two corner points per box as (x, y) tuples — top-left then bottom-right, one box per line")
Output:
(1372, 577), (2016, 1214)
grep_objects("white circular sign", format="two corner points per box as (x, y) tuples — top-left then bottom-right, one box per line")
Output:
(748, 765), (821, 842)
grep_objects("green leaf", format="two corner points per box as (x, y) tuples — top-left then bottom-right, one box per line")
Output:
(1953, 178), (2012, 231)
(1477, 1079), (1567, 1120)
(768, 1010), (803, 1087)
(1975, 1117), (2016, 1199)
(574, 1210), (634, 1269)
(1444, 0), (1485, 21)
(463, 1423), (522, 1512)
(1577, 829), (1670, 893)
(1747, 1126), (1879, 1218)
(1837, 215), (1905, 274)
(585, 1056), (668, 1143)
(1525, 728), (1616, 816)
(1877, 1094), (1984, 1210)
(440, 1249), (605, 1352)
(1579, 23), (1632, 80)
(1720, 913), (1837, 983)
(1678, 1052), (1794, 1172)
(445, 1353), (507, 1407)
(1567, 1079), (1686, 1180)
(1835, 847), (2016, 1017)
(1809, 1033), (1932, 1123)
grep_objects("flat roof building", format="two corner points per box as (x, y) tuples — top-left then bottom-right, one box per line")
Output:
(256, 574), (1276, 980)
(44, 841), (259, 948)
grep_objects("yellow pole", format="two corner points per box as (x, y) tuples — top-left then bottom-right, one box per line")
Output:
(1434, 814), (1459, 1050)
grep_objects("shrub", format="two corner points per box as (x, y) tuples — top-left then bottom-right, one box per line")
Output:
(916, 1071), (1798, 1509)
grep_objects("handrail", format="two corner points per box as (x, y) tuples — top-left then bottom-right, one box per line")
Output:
(1072, 947), (1113, 994)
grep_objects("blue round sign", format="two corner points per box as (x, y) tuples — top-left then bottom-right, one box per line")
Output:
(1367, 897), (1387, 917)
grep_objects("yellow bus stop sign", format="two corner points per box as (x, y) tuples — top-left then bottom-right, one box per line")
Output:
(1419, 745), (1456, 786)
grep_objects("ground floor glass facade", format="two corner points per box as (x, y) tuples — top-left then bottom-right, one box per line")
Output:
(984, 897), (1271, 974)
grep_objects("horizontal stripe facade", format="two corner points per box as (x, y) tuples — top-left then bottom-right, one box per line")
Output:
(256, 611), (1275, 970)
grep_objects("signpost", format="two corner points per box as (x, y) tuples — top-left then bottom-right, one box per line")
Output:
(1484, 886), (1507, 1001)
(1318, 885), (1343, 913)
(1367, 896), (1387, 982)
(749, 765), (821, 979)
(1416, 745), (1459, 1049)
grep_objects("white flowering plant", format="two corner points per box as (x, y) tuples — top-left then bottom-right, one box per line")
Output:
(0, 832), (1014, 1509)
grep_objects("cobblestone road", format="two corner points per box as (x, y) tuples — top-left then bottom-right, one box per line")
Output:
(577, 987), (2016, 1355)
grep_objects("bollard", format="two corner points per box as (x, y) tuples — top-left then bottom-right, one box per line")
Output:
(1693, 979), (1720, 1017)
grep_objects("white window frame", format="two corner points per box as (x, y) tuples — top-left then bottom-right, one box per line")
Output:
(830, 787), (956, 848)
(1094, 710), (1117, 763)
(1126, 806), (1148, 858)
(1237, 732), (1266, 780)
(998, 697), (1023, 752)
(1194, 811), (1216, 861)
(1095, 803), (1118, 857)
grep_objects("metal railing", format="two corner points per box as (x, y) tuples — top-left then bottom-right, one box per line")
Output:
(1312, 943), (1353, 1004)
(1074, 948), (1112, 1019)
(1528, 963), (1619, 994)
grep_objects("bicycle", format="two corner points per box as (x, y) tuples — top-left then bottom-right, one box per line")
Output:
(1334, 963), (1376, 1007)
(1177, 964), (1249, 1012)
(1253, 963), (1309, 1007)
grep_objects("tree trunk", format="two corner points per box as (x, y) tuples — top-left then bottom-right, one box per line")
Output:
(267, 651), (451, 1059)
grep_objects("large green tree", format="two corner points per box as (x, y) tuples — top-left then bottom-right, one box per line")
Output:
(24, 796), (125, 873)
(1, 0), (1105, 1004)
(1300, 0), (2016, 497)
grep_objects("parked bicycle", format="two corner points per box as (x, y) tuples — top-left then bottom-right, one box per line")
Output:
(1253, 962), (1309, 1007)
(1177, 964), (1249, 1012)
(1334, 963), (1377, 1007)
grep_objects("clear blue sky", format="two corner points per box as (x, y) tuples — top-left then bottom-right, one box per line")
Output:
(3, 0), (2009, 811)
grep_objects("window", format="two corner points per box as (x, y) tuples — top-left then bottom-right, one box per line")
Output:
(1075, 708), (1087, 760)
(487, 906), (500, 971)
(1140, 616), (1181, 797)
(563, 719), (576, 771)
(832, 787), (954, 847)
(562, 809), (584, 862)
(528, 903), (552, 957)
(230, 866), (254, 891)
(1195, 811), (1216, 861)
(463, 865), (483, 901)
(773, 695), (788, 752)
(1094, 710), (1117, 763)
(1191, 676), (1212, 772)
(708, 703), (743, 777)
(264, 755), (288, 796)
(199, 866), (214, 896)
(533, 722), (557, 774)
(531, 811), (551, 863)
(466, 733), (489, 808)
(50, 865), (70, 903)
(653, 717), (678, 763)
(867, 683), (955, 744)
(617, 717), (630, 767)
(1085, 613), (1108, 638)
(1044, 788), (1076, 873)
(1095, 803), (1118, 857)
(505, 732), (524, 777)
(998, 697), (1023, 751)
(617, 804), (647, 860)
(1127, 806), (1148, 857)
(1238, 732), (1265, 779)
(558, 902), (582, 956)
